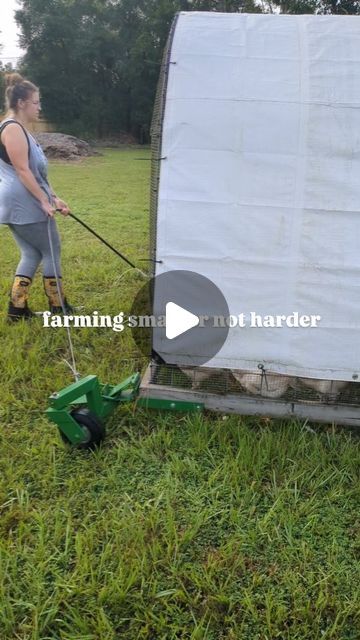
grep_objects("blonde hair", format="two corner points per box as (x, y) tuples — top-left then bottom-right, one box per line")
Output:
(5, 73), (38, 112)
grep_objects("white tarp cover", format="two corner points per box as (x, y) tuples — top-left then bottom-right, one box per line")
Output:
(154, 12), (360, 381)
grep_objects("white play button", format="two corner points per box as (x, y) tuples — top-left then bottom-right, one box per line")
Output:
(165, 302), (199, 340)
(130, 270), (230, 365)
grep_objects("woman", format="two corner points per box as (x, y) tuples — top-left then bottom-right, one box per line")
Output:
(0, 73), (73, 321)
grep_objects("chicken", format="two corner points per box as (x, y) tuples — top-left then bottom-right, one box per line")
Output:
(179, 366), (214, 389)
(232, 370), (290, 398)
(298, 378), (348, 396)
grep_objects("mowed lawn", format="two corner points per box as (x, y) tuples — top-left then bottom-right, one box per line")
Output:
(0, 148), (359, 640)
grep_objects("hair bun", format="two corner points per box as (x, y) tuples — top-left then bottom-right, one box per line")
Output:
(5, 73), (24, 88)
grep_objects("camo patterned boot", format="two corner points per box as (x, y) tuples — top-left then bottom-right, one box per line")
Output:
(43, 276), (74, 314)
(7, 275), (36, 322)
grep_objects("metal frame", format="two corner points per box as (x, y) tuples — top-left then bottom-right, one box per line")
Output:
(138, 364), (360, 427)
(149, 13), (179, 276)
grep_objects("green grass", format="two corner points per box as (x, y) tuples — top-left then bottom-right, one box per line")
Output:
(0, 149), (359, 640)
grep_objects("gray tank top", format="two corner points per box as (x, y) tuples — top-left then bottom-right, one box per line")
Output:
(0, 118), (52, 225)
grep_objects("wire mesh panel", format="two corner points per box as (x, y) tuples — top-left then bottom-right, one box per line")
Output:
(149, 13), (179, 278)
(147, 361), (360, 408)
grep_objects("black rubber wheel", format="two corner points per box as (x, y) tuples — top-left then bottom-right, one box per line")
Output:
(59, 408), (105, 449)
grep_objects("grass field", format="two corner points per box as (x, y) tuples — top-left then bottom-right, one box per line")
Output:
(0, 149), (359, 640)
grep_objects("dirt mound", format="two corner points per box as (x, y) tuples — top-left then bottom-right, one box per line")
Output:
(34, 133), (101, 161)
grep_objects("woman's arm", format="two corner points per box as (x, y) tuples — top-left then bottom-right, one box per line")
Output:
(2, 123), (55, 217)
(47, 180), (71, 216)
(47, 180), (57, 199)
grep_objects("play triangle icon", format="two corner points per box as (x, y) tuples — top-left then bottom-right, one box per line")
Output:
(165, 302), (200, 340)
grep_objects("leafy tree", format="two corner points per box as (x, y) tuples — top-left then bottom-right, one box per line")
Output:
(319, 0), (360, 12)
(0, 34), (15, 114)
(15, 0), (263, 139)
(16, 0), (115, 136)
(15, 0), (174, 137)
(14, 0), (360, 138)
(265, 0), (360, 12)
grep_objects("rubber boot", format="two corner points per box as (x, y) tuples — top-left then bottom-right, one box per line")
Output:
(43, 276), (74, 314)
(7, 275), (36, 322)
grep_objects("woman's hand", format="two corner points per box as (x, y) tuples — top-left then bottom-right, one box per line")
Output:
(54, 197), (71, 216)
(41, 199), (56, 218)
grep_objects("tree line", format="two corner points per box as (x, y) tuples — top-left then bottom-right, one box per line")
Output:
(0, 0), (359, 141)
